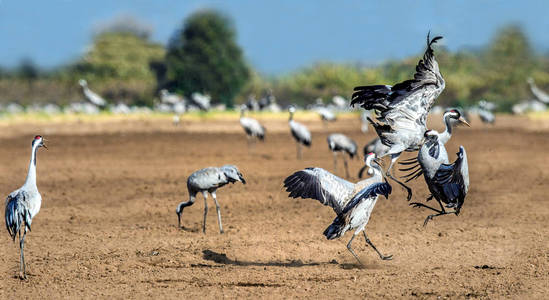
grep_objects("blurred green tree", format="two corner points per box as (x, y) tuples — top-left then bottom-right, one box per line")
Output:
(165, 10), (249, 107)
(66, 16), (164, 105)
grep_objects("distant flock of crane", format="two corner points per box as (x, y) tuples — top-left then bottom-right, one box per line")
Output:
(3, 32), (547, 280)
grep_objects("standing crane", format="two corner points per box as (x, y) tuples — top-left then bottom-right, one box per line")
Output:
(284, 153), (393, 264)
(176, 165), (245, 233)
(314, 106), (337, 124)
(288, 106), (312, 159)
(5, 135), (47, 279)
(360, 110), (371, 133)
(351, 33), (445, 200)
(327, 133), (357, 178)
(401, 130), (469, 226)
(239, 105), (266, 151)
(79, 79), (107, 107)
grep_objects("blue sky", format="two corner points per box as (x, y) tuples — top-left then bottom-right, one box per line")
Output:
(1, 0), (548, 74)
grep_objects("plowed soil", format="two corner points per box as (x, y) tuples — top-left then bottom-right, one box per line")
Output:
(0, 115), (548, 299)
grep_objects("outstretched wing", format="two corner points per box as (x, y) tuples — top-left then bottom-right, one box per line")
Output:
(341, 181), (392, 215)
(352, 34), (445, 135)
(432, 146), (468, 211)
(284, 168), (354, 214)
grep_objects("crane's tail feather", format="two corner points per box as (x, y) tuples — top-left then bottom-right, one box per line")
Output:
(323, 215), (346, 240)
(5, 198), (31, 241)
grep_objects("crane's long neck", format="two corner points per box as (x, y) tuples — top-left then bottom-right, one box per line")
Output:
(289, 112), (294, 121)
(439, 114), (453, 145)
(370, 163), (383, 180)
(24, 144), (39, 188)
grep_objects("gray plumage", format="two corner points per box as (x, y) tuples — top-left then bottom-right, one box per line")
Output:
(477, 108), (495, 124)
(315, 106), (336, 122)
(358, 137), (390, 178)
(79, 79), (107, 107)
(402, 130), (469, 226)
(5, 135), (47, 279)
(351, 33), (445, 201)
(288, 106), (312, 159)
(283, 153), (393, 264)
(527, 77), (549, 104)
(327, 133), (357, 178)
(360, 110), (371, 133)
(240, 105), (266, 148)
(176, 165), (245, 233)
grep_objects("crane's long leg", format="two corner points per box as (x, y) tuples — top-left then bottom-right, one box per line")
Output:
(296, 142), (302, 160)
(211, 191), (224, 234)
(333, 152), (338, 173)
(346, 232), (363, 265)
(19, 228), (27, 279)
(343, 155), (350, 178)
(363, 231), (392, 260)
(410, 199), (454, 226)
(386, 153), (412, 201)
(202, 191), (208, 233)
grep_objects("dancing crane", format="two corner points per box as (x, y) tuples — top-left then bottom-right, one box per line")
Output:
(5, 135), (47, 279)
(176, 165), (245, 233)
(327, 133), (357, 178)
(401, 130), (469, 226)
(288, 106), (311, 159)
(283, 153), (393, 264)
(351, 33), (445, 200)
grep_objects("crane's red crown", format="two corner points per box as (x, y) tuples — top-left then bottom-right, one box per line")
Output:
(34, 135), (42, 140)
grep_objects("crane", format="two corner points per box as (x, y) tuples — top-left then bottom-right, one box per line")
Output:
(327, 133), (357, 178)
(5, 135), (47, 279)
(527, 77), (549, 103)
(288, 106), (312, 159)
(284, 153), (393, 264)
(402, 130), (469, 226)
(78, 79), (107, 107)
(239, 105), (266, 151)
(176, 165), (245, 233)
(351, 33), (445, 201)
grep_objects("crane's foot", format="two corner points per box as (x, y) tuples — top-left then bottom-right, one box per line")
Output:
(380, 254), (393, 261)
(19, 272), (27, 280)
(219, 229), (224, 234)
(409, 202), (442, 213)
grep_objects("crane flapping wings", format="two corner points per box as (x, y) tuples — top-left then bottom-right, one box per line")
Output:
(431, 146), (468, 212)
(341, 181), (392, 215)
(284, 168), (354, 214)
(351, 33), (445, 136)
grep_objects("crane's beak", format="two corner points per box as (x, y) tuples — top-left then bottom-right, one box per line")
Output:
(458, 117), (470, 127)
(42, 143), (48, 150)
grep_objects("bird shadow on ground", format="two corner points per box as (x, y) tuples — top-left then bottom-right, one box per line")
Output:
(179, 226), (200, 233)
(202, 249), (334, 268)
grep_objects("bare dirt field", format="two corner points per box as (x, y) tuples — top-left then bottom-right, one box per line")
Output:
(0, 115), (548, 299)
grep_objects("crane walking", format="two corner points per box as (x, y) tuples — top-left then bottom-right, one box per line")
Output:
(176, 165), (246, 233)
(283, 153), (393, 264)
(288, 106), (311, 159)
(402, 130), (469, 226)
(5, 135), (47, 279)
(351, 33), (445, 201)
(327, 133), (357, 178)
